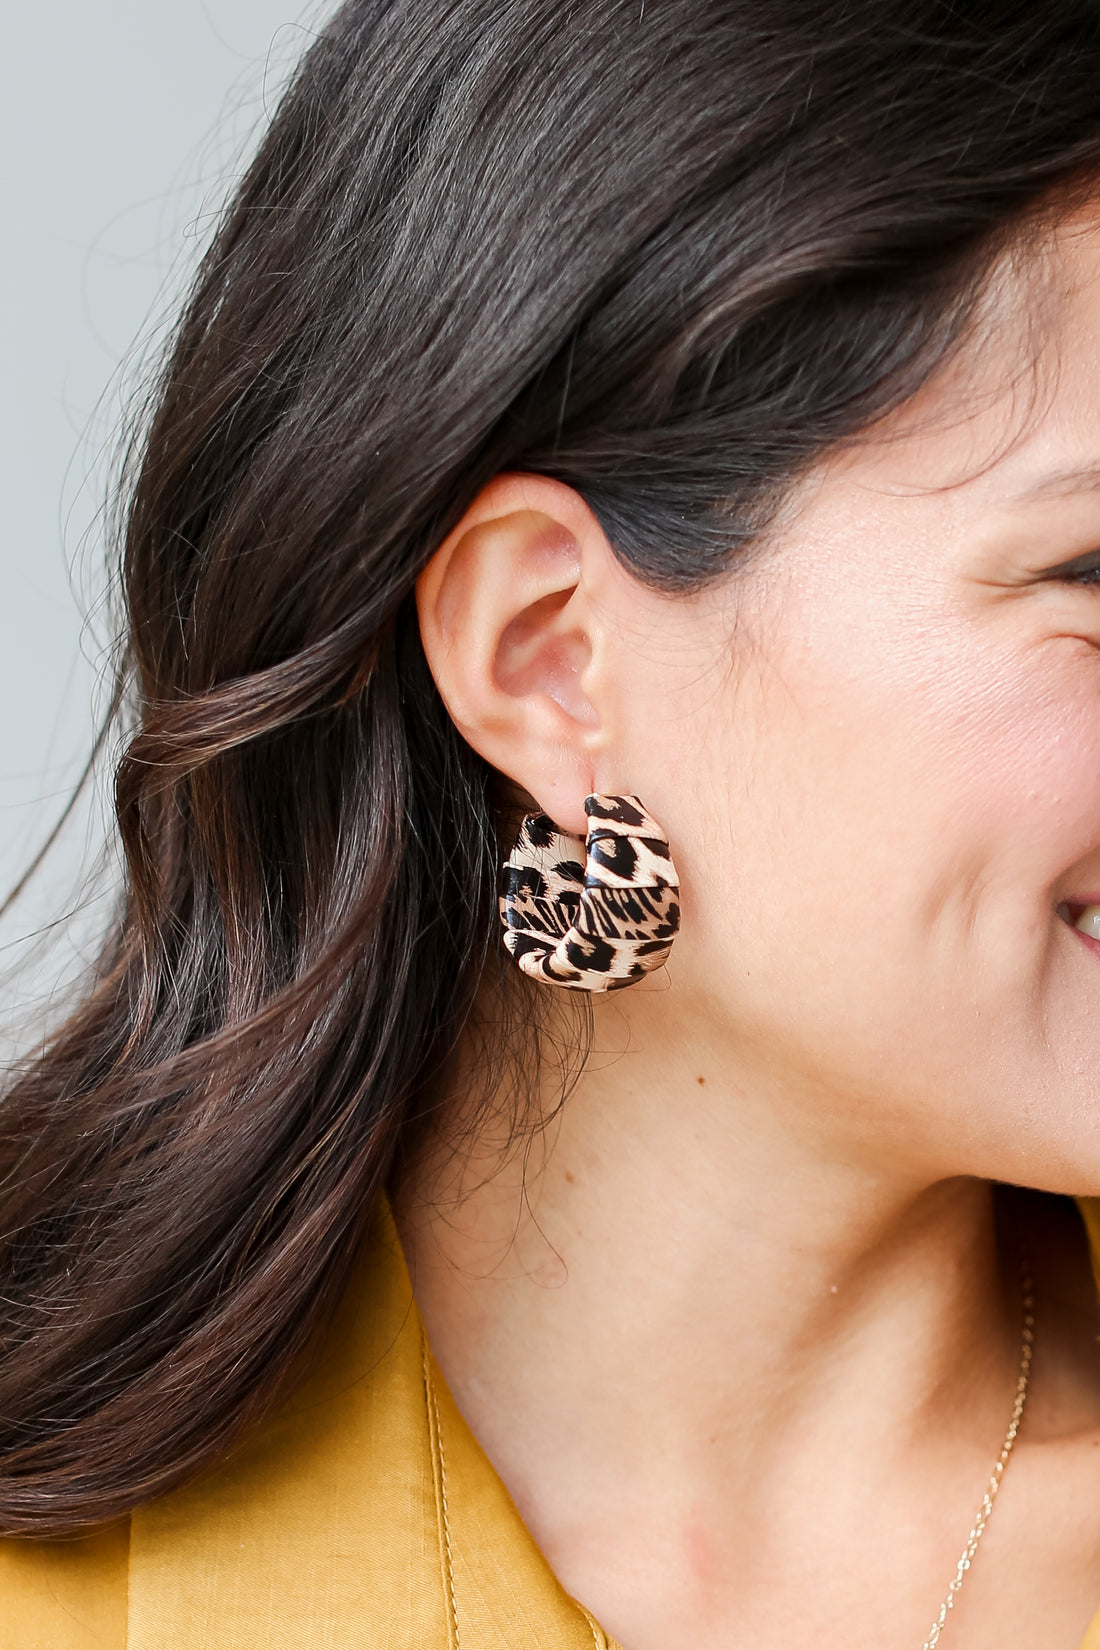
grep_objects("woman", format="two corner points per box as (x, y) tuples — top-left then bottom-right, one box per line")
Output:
(4, 0), (1100, 1644)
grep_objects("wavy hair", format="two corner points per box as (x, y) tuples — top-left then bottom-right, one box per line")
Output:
(3, 0), (1100, 1533)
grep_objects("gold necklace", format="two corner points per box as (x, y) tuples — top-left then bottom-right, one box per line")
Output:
(920, 1269), (1035, 1650)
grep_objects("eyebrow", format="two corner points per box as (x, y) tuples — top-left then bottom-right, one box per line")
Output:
(1009, 463), (1100, 502)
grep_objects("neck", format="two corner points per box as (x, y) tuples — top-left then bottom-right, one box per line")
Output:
(395, 988), (1026, 1634)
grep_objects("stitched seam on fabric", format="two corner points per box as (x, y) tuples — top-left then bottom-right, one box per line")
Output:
(423, 1329), (460, 1650)
(577, 1602), (609, 1648)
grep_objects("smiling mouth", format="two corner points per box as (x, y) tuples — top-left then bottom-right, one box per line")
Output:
(1057, 901), (1100, 940)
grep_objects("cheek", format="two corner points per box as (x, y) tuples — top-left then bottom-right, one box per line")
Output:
(661, 612), (1100, 1089)
(744, 616), (1100, 911)
(910, 636), (1100, 902)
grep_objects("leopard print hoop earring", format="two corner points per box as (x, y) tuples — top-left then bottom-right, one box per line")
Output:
(499, 794), (680, 992)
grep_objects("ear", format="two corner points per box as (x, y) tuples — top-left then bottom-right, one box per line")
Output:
(415, 474), (616, 836)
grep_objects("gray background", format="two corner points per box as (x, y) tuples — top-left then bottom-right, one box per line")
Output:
(1, 1), (326, 1036)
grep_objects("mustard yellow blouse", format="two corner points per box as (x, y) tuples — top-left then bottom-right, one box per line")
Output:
(3, 1202), (1100, 1650)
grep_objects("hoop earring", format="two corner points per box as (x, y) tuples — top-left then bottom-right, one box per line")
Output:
(499, 794), (680, 992)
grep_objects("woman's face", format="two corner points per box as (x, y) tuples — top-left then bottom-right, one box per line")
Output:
(603, 210), (1100, 1194)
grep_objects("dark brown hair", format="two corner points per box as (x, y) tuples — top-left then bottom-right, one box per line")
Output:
(3, 0), (1100, 1535)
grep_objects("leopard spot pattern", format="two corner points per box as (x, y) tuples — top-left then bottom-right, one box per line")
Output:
(499, 794), (679, 992)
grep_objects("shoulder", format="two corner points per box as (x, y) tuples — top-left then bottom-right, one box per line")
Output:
(0, 1211), (610, 1649)
(0, 1521), (129, 1650)
(0, 1215), (449, 1650)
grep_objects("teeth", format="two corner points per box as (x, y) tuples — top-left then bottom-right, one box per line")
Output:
(1075, 904), (1100, 939)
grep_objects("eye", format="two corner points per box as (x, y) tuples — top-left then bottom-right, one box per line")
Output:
(1045, 550), (1100, 585)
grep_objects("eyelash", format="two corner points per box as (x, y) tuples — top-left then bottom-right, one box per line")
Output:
(1053, 560), (1100, 586)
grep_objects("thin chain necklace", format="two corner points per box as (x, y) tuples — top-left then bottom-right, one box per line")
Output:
(920, 1267), (1035, 1650)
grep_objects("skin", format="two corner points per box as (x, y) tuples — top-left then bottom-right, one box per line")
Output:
(399, 209), (1100, 1649)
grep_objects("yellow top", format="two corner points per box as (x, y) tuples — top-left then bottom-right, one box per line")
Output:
(3, 1201), (1100, 1650)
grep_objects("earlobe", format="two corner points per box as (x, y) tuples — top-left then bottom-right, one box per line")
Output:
(415, 474), (612, 833)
